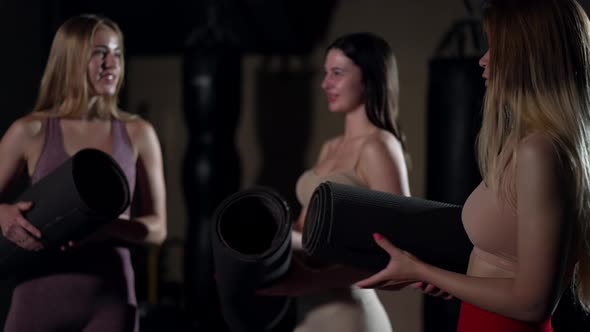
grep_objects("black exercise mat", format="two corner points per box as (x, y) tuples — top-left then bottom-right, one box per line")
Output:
(0, 148), (131, 278)
(211, 187), (294, 332)
(302, 182), (472, 273)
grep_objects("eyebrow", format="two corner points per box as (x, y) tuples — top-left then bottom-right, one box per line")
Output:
(327, 66), (346, 71)
(93, 44), (121, 50)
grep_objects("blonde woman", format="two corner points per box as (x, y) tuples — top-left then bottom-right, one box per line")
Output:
(0, 14), (166, 331)
(357, 0), (590, 331)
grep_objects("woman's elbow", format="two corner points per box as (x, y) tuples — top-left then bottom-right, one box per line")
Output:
(512, 296), (554, 323)
(150, 229), (166, 245)
(518, 308), (552, 323)
(147, 216), (167, 245)
(153, 220), (167, 245)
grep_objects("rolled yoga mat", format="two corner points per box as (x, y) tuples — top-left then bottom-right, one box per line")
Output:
(0, 148), (131, 279)
(211, 187), (294, 332)
(302, 181), (473, 274)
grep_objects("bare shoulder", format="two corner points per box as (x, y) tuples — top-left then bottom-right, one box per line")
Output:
(516, 133), (560, 168)
(360, 130), (404, 160)
(515, 132), (563, 197)
(124, 116), (158, 143)
(356, 130), (409, 195)
(123, 116), (162, 162)
(4, 113), (45, 142)
(0, 113), (48, 164)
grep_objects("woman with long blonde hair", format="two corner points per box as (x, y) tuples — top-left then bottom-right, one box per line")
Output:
(356, 0), (590, 331)
(0, 14), (166, 331)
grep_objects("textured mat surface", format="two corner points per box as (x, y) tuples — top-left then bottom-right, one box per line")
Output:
(303, 181), (472, 273)
(211, 187), (294, 332)
(0, 148), (130, 278)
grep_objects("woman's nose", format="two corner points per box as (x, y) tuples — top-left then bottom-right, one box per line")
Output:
(103, 52), (116, 69)
(321, 74), (331, 90)
(479, 50), (490, 68)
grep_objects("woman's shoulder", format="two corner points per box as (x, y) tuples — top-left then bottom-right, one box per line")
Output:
(7, 113), (47, 141)
(0, 114), (47, 158)
(514, 132), (562, 179)
(115, 110), (141, 122)
(119, 114), (159, 148)
(361, 129), (403, 156)
(118, 112), (151, 131)
(517, 132), (559, 162)
(355, 129), (407, 174)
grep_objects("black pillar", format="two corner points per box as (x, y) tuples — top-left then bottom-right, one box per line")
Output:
(182, 32), (241, 331)
(254, 57), (315, 210)
(424, 17), (485, 332)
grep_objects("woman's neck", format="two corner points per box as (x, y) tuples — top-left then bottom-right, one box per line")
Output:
(77, 97), (108, 120)
(343, 106), (378, 140)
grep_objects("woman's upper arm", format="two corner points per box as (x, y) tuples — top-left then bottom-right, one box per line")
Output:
(513, 135), (571, 318)
(0, 118), (37, 193)
(129, 119), (167, 221)
(357, 133), (410, 196)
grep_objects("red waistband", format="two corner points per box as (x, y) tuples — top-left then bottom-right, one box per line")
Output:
(457, 301), (552, 332)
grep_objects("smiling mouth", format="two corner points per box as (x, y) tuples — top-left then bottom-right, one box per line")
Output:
(97, 73), (116, 82)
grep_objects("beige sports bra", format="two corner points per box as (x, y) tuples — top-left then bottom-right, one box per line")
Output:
(295, 169), (366, 206)
(462, 181), (518, 272)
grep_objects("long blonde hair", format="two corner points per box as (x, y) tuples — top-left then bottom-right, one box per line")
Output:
(33, 14), (131, 119)
(478, 0), (590, 310)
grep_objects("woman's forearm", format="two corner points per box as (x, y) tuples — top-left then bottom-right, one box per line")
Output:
(415, 262), (553, 322)
(96, 215), (166, 245)
(257, 252), (373, 296)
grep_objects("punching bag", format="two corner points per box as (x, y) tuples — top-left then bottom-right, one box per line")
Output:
(182, 14), (241, 331)
(424, 14), (485, 332)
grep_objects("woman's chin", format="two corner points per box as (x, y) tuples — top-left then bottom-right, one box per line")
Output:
(328, 105), (346, 113)
(90, 89), (117, 98)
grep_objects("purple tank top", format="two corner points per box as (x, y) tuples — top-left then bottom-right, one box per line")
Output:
(18, 116), (138, 305)
(32, 116), (136, 197)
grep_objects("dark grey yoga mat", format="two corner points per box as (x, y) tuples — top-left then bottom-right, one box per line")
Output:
(0, 148), (131, 279)
(302, 181), (472, 273)
(211, 187), (294, 332)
